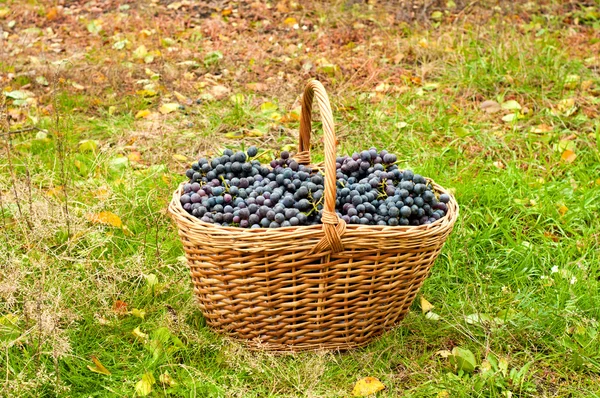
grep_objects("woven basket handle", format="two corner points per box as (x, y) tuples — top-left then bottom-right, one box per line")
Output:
(296, 80), (346, 254)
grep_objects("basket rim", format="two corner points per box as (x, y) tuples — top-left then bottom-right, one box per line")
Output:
(168, 177), (459, 236)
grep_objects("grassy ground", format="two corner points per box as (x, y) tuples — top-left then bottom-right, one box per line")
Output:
(1, 0), (600, 396)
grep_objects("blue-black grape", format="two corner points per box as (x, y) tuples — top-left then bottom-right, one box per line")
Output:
(247, 146), (258, 157)
(180, 147), (450, 228)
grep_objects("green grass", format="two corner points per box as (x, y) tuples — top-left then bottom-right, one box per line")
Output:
(2, 1), (600, 397)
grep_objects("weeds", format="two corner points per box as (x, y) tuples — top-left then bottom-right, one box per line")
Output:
(1, 0), (600, 396)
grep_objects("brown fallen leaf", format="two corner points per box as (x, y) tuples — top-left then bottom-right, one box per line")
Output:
(581, 80), (593, 91)
(480, 100), (501, 113)
(544, 231), (559, 242)
(246, 82), (268, 92)
(159, 371), (177, 387)
(113, 300), (128, 315)
(210, 85), (230, 100)
(46, 7), (58, 20)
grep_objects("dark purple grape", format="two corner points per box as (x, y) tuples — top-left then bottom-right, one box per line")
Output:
(180, 194), (192, 205)
(439, 193), (450, 203)
(400, 206), (411, 217)
(422, 191), (434, 202)
(247, 146), (258, 157)
(191, 193), (203, 204)
(383, 154), (397, 164)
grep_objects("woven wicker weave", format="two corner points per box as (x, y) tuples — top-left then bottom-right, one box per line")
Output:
(168, 80), (458, 351)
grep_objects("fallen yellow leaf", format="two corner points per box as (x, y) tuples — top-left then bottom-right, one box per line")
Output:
(173, 91), (189, 104)
(530, 124), (553, 134)
(581, 80), (593, 91)
(130, 308), (146, 319)
(558, 205), (568, 216)
(283, 17), (297, 26)
(246, 129), (265, 137)
(86, 211), (123, 228)
(352, 377), (386, 397)
(135, 109), (151, 119)
(159, 103), (180, 114)
(435, 350), (453, 358)
(561, 149), (576, 163)
(137, 89), (158, 98)
(159, 371), (177, 387)
(420, 296), (434, 314)
(132, 327), (149, 341)
(564, 74), (580, 90)
(93, 187), (110, 199)
(281, 108), (301, 123)
(557, 98), (576, 113)
(87, 356), (111, 376)
(128, 151), (142, 162)
(133, 44), (148, 59)
(172, 154), (188, 162)
(135, 373), (155, 396)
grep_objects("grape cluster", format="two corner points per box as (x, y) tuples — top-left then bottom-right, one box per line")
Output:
(332, 150), (449, 226)
(180, 146), (450, 228)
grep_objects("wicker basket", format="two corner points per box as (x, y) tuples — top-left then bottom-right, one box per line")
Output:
(168, 80), (458, 352)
